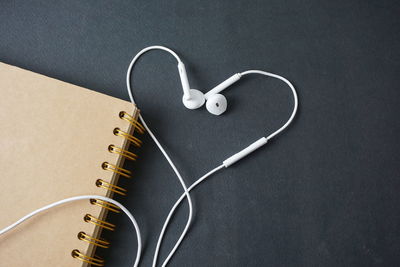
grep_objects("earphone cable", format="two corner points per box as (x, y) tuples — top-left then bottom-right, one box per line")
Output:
(240, 70), (298, 141)
(152, 164), (224, 267)
(153, 69), (298, 267)
(126, 46), (195, 267)
(126, 47), (298, 267)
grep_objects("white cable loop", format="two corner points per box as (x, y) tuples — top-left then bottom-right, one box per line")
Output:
(0, 195), (142, 267)
(126, 47), (298, 267)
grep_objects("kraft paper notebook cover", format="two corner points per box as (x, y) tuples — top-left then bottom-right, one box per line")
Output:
(0, 62), (142, 266)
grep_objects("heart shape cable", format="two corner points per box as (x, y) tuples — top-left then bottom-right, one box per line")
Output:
(126, 45), (298, 267)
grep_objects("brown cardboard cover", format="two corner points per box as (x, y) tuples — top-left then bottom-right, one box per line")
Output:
(0, 62), (138, 266)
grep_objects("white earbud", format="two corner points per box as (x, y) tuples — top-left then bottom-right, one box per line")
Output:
(176, 54), (247, 116)
(203, 73), (242, 115)
(178, 62), (243, 116)
(205, 94), (227, 115)
(178, 61), (205, 109)
(177, 67), (243, 115)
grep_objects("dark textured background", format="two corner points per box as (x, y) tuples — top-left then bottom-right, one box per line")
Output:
(1, 1), (400, 266)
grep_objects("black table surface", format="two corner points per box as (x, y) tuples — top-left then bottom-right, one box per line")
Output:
(1, 1), (399, 266)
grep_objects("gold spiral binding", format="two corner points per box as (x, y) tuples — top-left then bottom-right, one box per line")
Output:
(102, 161), (131, 178)
(108, 144), (138, 161)
(119, 111), (146, 134)
(90, 198), (121, 213)
(72, 249), (104, 266)
(113, 127), (142, 147)
(96, 179), (127, 196)
(78, 231), (110, 249)
(73, 110), (143, 266)
(84, 214), (116, 231)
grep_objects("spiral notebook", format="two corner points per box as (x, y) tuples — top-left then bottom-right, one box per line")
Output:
(0, 62), (143, 266)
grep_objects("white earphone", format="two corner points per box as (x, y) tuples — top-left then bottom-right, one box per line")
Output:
(178, 59), (230, 115)
(127, 46), (298, 168)
(180, 66), (239, 115)
(126, 46), (299, 266)
(1, 45), (298, 267)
